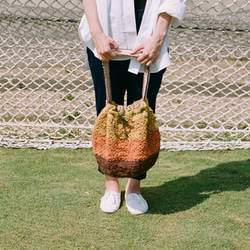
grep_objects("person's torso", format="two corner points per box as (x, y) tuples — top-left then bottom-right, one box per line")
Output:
(134, 0), (147, 11)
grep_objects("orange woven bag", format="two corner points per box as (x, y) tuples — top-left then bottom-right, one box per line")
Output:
(92, 51), (161, 178)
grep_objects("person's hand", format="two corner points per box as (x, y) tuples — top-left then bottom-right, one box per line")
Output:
(81, 0), (119, 61)
(131, 35), (164, 66)
(92, 32), (119, 61)
(131, 12), (172, 66)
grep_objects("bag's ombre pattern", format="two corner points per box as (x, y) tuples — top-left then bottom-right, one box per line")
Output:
(92, 99), (161, 178)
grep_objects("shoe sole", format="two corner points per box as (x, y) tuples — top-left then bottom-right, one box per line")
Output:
(126, 205), (148, 215)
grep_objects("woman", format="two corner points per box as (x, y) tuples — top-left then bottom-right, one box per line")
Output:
(78, 0), (188, 214)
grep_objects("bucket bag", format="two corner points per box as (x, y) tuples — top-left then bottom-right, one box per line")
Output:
(92, 50), (161, 178)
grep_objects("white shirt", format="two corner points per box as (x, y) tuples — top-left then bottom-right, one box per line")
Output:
(78, 0), (188, 74)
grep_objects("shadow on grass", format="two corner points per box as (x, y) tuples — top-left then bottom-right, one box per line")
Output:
(141, 159), (250, 215)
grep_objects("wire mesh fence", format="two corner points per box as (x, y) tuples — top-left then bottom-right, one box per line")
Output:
(0, 0), (249, 150)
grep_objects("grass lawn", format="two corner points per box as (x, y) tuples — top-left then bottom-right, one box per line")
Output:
(0, 147), (249, 249)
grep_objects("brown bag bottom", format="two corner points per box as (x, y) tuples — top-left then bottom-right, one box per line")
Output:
(95, 152), (159, 178)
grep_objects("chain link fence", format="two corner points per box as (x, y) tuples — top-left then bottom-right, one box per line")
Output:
(0, 0), (249, 150)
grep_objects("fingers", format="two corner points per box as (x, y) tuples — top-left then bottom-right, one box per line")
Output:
(137, 51), (160, 66)
(96, 37), (160, 65)
(132, 43), (160, 66)
(99, 40), (119, 61)
(98, 45), (117, 61)
(111, 40), (119, 52)
(95, 36), (119, 61)
(98, 49), (116, 61)
(131, 45), (143, 55)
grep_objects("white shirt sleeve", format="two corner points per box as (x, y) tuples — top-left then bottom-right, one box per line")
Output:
(158, 0), (189, 27)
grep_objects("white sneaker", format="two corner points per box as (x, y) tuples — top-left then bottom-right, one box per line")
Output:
(125, 193), (148, 215)
(100, 191), (121, 213)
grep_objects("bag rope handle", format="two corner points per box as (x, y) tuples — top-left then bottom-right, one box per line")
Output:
(102, 49), (150, 103)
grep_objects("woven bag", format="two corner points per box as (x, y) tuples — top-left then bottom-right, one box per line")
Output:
(92, 51), (161, 178)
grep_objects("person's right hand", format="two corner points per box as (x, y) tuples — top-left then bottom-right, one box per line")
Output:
(92, 32), (119, 61)
(81, 0), (119, 61)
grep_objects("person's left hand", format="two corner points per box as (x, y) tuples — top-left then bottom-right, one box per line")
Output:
(131, 12), (172, 66)
(131, 35), (164, 66)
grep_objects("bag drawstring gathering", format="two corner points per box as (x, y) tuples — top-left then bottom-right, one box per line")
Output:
(113, 108), (131, 138)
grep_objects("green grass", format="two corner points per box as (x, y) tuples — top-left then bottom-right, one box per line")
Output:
(0, 148), (249, 249)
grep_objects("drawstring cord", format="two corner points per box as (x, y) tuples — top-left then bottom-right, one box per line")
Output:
(113, 108), (131, 138)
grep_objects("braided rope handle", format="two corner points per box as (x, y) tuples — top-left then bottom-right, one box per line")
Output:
(102, 49), (150, 103)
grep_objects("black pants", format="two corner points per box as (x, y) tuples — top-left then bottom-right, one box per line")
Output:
(87, 48), (165, 180)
